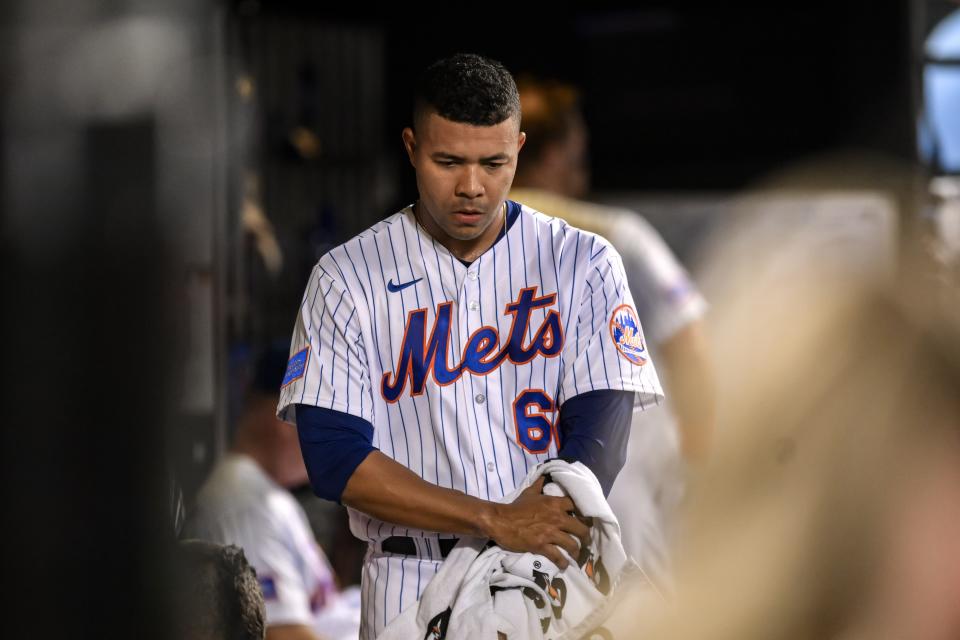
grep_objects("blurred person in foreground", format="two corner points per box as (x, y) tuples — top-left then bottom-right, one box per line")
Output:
(511, 76), (715, 583)
(185, 344), (360, 640)
(172, 541), (266, 640)
(617, 268), (960, 640)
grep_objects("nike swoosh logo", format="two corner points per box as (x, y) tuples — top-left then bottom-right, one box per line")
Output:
(387, 277), (423, 293)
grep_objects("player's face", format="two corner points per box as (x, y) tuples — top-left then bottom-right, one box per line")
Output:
(403, 111), (526, 259)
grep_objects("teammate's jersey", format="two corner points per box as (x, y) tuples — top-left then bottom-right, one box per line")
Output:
(185, 454), (344, 629)
(510, 188), (707, 347)
(277, 201), (663, 545)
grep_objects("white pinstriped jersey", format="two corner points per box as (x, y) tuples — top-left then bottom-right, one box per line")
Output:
(277, 201), (663, 546)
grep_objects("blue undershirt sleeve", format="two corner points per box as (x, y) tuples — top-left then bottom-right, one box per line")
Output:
(556, 389), (635, 496)
(294, 404), (378, 504)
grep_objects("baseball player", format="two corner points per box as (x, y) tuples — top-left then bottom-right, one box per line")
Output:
(187, 344), (360, 640)
(510, 76), (715, 584)
(278, 53), (663, 638)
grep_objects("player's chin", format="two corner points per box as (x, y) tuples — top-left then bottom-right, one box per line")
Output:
(445, 216), (491, 238)
(450, 211), (491, 227)
(447, 222), (491, 239)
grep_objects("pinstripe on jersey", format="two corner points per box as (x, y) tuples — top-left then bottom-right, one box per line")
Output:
(278, 200), (663, 637)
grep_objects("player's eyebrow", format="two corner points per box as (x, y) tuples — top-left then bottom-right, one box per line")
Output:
(430, 152), (509, 162)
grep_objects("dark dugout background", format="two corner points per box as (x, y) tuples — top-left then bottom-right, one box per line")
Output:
(1, 1), (947, 637)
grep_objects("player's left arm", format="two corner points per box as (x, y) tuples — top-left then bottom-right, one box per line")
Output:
(555, 389), (635, 495)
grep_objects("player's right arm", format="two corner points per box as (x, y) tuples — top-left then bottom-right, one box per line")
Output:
(295, 402), (587, 569)
(341, 448), (588, 569)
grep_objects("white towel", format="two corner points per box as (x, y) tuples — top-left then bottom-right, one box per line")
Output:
(378, 460), (652, 639)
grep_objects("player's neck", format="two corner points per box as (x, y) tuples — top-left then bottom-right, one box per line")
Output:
(415, 201), (506, 264)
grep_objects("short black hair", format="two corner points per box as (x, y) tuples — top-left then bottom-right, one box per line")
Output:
(413, 53), (520, 128)
(172, 541), (266, 640)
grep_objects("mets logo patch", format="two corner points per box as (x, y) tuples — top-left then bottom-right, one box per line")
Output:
(609, 304), (647, 365)
(281, 346), (310, 387)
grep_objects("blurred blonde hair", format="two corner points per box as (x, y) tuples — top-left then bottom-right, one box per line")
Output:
(515, 75), (582, 163)
(633, 274), (960, 640)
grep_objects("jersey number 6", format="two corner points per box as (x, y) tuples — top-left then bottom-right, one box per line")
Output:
(513, 389), (557, 454)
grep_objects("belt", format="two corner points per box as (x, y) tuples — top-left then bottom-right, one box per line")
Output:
(380, 536), (459, 558)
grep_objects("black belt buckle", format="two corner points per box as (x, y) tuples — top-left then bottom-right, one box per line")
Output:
(381, 536), (459, 558)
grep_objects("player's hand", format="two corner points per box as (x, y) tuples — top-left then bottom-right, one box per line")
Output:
(482, 477), (590, 569)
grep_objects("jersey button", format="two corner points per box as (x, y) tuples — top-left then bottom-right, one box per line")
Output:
(486, 462), (495, 473)
(469, 300), (479, 311)
(467, 270), (478, 280)
(475, 393), (485, 404)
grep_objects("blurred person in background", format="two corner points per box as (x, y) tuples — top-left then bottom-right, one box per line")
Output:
(185, 344), (361, 640)
(510, 76), (715, 585)
(172, 541), (266, 640)
(620, 270), (960, 640)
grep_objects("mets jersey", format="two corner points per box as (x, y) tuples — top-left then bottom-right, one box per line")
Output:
(277, 200), (663, 545)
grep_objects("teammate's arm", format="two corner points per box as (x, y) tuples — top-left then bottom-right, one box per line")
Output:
(616, 214), (714, 463)
(296, 404), (588, 569)
(657, 320), (714, 463)
(266, 624), (327, 640)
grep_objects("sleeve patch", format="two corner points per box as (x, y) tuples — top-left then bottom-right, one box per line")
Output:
(281, 346), (310, 387)
(609, 305), (647, 365)
(258, 575), (278, 600)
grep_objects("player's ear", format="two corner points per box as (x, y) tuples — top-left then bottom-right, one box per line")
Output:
(517, 130), (527, 153)
(401, 127), (417, 165)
